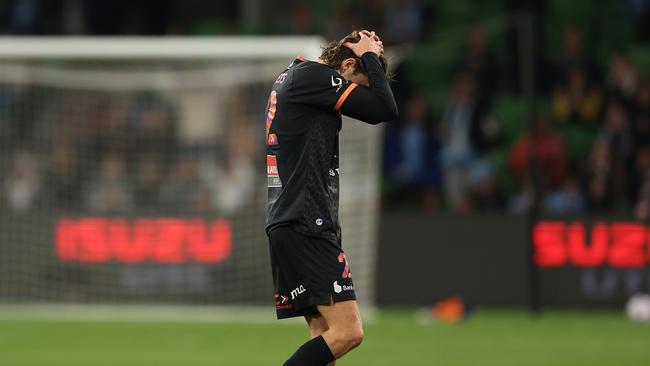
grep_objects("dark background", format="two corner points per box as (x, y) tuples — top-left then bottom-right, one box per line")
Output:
(1, 0), (649, 307)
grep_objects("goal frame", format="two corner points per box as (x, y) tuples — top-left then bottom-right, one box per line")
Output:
(0, 36), (383, 321)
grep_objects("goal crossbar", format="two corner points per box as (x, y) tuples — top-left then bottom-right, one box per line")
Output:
(0, 36), (325, 60)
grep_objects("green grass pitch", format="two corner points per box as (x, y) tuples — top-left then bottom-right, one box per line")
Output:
(1, 309), (649, 365)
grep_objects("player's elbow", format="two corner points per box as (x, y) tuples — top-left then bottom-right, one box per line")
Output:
(372, 104), (398, 124)
(385, 103), (399, 121)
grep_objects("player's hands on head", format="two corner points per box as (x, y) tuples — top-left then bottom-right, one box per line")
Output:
(360, 30), (383, 47)
(344, 30), (383, 57)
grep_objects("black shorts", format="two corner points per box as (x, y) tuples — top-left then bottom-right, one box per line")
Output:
(268, 226), (356, 319)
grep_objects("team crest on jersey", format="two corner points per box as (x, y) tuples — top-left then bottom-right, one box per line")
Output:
(267, 155), (282, 188)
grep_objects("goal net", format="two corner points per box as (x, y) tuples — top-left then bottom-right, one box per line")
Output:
(0, 37), (381, 313)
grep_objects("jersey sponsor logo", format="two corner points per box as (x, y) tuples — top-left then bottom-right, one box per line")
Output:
(290, 285), (306, 300)
(331, 75), (343, 87)
(331, 75), (345, 93)
(267, 155), (282, 188)
(267, 133), (278, 145)
(333, 281), (354, 294)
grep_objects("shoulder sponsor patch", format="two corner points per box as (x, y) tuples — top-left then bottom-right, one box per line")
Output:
(267, 133), (278, 145)
(267, 155), (282, 188)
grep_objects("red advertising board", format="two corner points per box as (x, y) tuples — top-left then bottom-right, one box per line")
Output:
(533, 221), (650, 268)
(56, 218), (231, 263)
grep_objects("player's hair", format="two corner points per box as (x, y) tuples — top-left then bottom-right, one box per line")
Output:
(320, 30), (388, 77)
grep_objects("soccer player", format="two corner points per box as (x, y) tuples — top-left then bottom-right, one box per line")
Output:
(265, 30), (397, 366)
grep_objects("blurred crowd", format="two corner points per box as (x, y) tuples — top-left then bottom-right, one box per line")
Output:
(0, 0), (436, 40)
(384, 15), (650, 217)
(1, 0), (650, 218)
(0, 90), (257, 215)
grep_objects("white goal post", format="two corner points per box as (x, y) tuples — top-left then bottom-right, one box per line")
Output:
(0, 37), (382, 318)
(0, 37), (325, 59)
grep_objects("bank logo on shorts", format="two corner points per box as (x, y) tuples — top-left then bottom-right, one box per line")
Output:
(333, 281), (354, 294)
(333, 281), (342, 293)
(267, 155), (282, 188)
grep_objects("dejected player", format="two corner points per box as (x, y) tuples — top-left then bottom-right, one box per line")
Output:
(265, 30), (397, 366)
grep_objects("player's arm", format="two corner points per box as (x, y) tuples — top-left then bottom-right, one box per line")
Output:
(337, 31), (398, 124)
(338, 52), (398, 124)
(288, 31), (396, 122)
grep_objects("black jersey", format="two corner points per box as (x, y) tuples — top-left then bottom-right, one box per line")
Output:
(265, 52), (397, 242)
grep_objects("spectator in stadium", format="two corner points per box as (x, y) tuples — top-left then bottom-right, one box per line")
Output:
(440, 71), (497, 212)
(554, 25), (602, 88)
(552, 25), (604, 126)
(4, 85), (40, 149)
(543, 174), (585, 216)
(4, 0), (41, 34)
(3, 151), (41, 212)
(43, 143), (82, 210)
(394, 90), (428, 182)
(159, 152), (209, 214)
(85, 152), (133, 213)
(635, 181), (650, 220)
(632, 81), (650, 147)
(467, 161), (502, 212)
(509, 113), (568, 192)
(289, 4), (318, 35)
(552, 66), (603, 126)
(598, 99), (634, 203)
(629, 0), (650, 42)
(134, 103), (176, 163)
(453, 25), (498, 106)
(508, 175), (534, 215)
(325, 1), (359, 40)
(209, 149), (255, 215)
(133, 155), (164, 210)
(605, 52), (640, 106)
(383, 89), (442, 210)
(204, 137), (255, 215)
(384, 0), (422, 44)
(632, 143), (650, 191)
(97, 99), (131, 155)
(599, 99), (634, 158)
(584, 139), (615, 211)
(359, 0), (386, 35)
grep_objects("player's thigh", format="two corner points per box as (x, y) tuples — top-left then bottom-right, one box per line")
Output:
(316, 299), (363, 335)
(305, 314), (329, 338)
